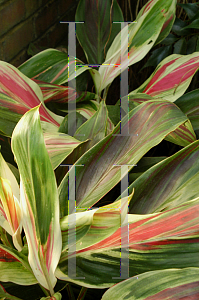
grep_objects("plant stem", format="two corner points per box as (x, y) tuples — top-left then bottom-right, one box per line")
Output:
(102, 84), (110, 101)
(77, 287), (87, 300)
(39, 284), (50, 297)
(40, 259), (54, 296)
(66, 283), (76, 300)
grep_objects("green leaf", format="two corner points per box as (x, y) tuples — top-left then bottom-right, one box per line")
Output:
(98, 0), (177, 93)
(74, 100), (113, 148)
(172, 18), (191, 36)
(40, 292), (62, 300)
(106, 105), (120, 126)
(126, 140), (199, 214)
(58, 112), (87, 135)
(187, 35), (198, 54)
(178, 2), (199, 20)
(0, 244), (37, 286)
(11, 107), (62, 293)
(101, 268), (199, 300)
(75, 0), (124, 64)
(44, 132), (87, 170)
(175, 89), (199, 132)
(161, 33), (178, 45)
(184, 19), (199, 30)
(141, 45), (172, 69)
(120, 93), (196, 147)
(18, 49), (91, 85)
(173, 38), (187, 55)
(58, 100), (187, 217)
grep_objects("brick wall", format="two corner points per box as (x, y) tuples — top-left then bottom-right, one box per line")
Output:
(0, 0), (79, 66)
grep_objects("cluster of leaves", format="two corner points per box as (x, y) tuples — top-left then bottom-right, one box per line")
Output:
(143, 2), (199, 70)
(0, 0), (199, 299)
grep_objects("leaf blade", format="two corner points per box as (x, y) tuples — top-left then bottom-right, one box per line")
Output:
(11, 107), (62, 292)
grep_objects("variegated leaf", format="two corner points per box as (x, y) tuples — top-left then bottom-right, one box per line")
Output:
(137, 0), (176, 46)
(75, 0), (124, 65)
(125, 140), (199, 214)
(132, 52), (199, 101)
(0, 61), (62, 137)
(0, 244), (37, 286)
(0, 153), (21, 250)
(0, 178), (22, 251)
(98, 0), (176, 93)
(18, 49), (91, 85)
(11, 107), (62, 293)
(56, 198), (199, 288)
(101, 268), (199, 300)
(122, 93), (196, 147)
(40, 292), (62, 300)
(44, 132), (87, 170)
(61, 193), (132, 251)
(74, 100), (114, 148)
(0, 283), (23, 300)
(33, 80), (95, 104)
(59, 100), (188, 217)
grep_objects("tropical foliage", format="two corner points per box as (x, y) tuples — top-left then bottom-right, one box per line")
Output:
(0, 0), (199, 299)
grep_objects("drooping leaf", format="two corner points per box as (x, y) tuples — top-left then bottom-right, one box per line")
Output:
(33, 80), (95, 104)
(60, 101), (99, 120)
(132, 52), (199, 101)
(74, 100), (113, 148)
(165, 119), (196, 147)
(61, 194), (131, 251)
(76, 0), (124, 65)
(120, 92), (196, 147)
(44, 132), (87, 170)
(98, 0), (176, 93)
(101, 268), (199, 300)
(0, 244), (37, 286)
(18, 49), (91, 85)
(0, 61), (62, 137)
(58, 100), (188, 217)
(11, 107), (62, 293)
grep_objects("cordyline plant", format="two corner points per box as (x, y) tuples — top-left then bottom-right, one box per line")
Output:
(0, 0), (199, 299)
